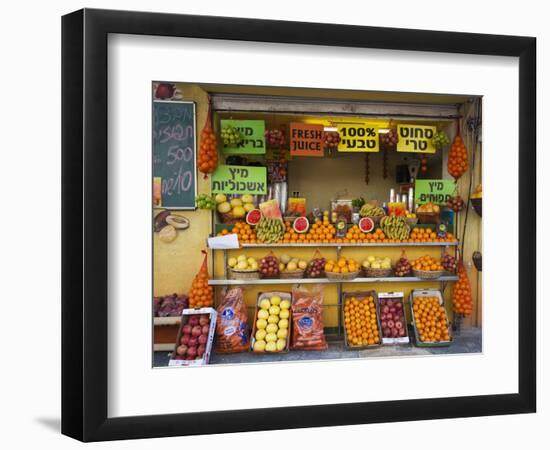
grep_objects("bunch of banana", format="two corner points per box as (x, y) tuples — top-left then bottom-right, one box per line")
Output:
(255, 218), (284, 244)
(359, 203), (386, 218)
(380, 216), (410, 240)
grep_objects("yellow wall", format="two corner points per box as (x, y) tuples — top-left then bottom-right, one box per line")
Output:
(153, 84), (211, 296)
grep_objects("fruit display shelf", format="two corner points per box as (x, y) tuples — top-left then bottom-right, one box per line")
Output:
(208, 275), (458, 286)
(210, 241), (458, 249)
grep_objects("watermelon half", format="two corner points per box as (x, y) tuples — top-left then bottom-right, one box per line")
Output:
(246, 209), (262, 226)
(358, 217), (375, 233)
(292, 216), (309, 234)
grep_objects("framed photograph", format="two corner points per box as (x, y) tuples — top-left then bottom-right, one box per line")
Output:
(62, 8), (536, 442)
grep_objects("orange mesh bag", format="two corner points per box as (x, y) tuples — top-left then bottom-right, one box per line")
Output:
(447, 121), (469, 180)
(215, 287), (250, 353)
(452, 259), (473, 316)
(290, 285), (328, 350)
(198, 99), (219, 178)
(188, 250), (214, 308)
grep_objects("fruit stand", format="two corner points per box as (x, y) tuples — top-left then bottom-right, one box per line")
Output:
(152, 82), (482, 365)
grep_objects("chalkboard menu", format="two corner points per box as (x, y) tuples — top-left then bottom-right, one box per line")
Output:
(152, 101), (196, 209)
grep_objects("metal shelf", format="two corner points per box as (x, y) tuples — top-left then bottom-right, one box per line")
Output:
(208, 275), (458, 286)
(210, 241), (458, 249)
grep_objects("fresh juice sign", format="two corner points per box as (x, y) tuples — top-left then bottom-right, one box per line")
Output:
(397, 124), (436, 153)
(290, 123), (324, 157)
(337, 123), (379, 152)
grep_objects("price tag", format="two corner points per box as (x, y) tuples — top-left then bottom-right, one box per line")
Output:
(397, 124), (436, 153)
(337, 124), (379, 152)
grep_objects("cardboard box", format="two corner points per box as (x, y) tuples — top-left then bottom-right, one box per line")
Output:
(377, 292), (410, 345)
(342, 290), (382, 349)
(250, 291), (292, 353)
(169, 308), (217, 367)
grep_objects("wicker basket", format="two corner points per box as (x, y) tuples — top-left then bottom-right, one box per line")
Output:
(364, 267), (393, 278)
(228, 268), (260, 280)
(406, 217), (419, 226)
(326, 270), (360, 281)
(280, 269), (305, 279)
(471, 198), (482, 217)
(412, 268), (444, 280)
(417, 212), (440, 224)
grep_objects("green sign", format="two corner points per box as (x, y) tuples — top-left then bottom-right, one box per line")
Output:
(415, 179), (455, 205)
(221, 120), (266, 155)
(211, 165), (267, 195)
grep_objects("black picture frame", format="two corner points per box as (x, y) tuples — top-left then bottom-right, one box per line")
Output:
(62, 8), (536, 442)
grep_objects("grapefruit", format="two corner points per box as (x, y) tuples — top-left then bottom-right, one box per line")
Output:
(292, 216), (309, 234)
(246, 209), (262, 226)
(358, 217), (375, 233)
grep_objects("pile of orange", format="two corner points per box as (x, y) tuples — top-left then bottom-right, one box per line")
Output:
(412, 296), (450, 342)
(189, 268), (214, 308)
(452, 262), (473, 316)
(412, 255), (444, 272)
(408, 228), (457, 243)
(344, 295), (380, 346)
(325, 257), (359, 274)
(447, 134), (469, 180)
(281, 217), (336, 244)
(217, 222), (257, 244)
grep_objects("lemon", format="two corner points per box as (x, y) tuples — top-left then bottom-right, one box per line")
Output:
(228, 257), (237, 268)
(277, 328), (288, 339)
(257, 309), (269, 320)
(232, 206), (246, 218)
(241, 194), (254, 204)
(279, 309), (289, 320)
(278, 319), (289, 329)
(266, 323), (278, 334)
(265, 332), (277, 343)
(267, 315), (279, 324)
(259, 299), (271, 310)
(265, 341), (277, 352)
(280, 300), (291, 310)
(215, 194), (227, 204)
(253, 340), (266, 352)
(255, 329), (266, 341)
(230, 198), (243, 207)
(270, 295), (281, 306)
(217, 201), (231, 214)
(256, 319), (267, 330)
(276, 339), (286, 351)
(269, 305), (280, 316)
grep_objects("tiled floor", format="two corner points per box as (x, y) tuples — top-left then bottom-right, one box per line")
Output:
(154, 326), (481, 367)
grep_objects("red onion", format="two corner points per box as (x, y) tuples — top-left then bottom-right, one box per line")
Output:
(188, 316), (200, 326)
(387, 300), (394, 307)
(182, 325), (192, 335)
(199, 316), (209, 326)
(381, 321), (387, 328)
(398, 328), (406, 337)
(382, 306), (389, 314)
(180, 335), (190, 345)
(188, 337), (198, 347)
(192, 325), (202, 337)
(198, 334), (207, 345)
(394, 314), (401, 321)
(187, 346), (197, 358)
(391, 328), (399, 337)
(395, 321), (403, 329)
(387, 320), (395, 329)
(201, 325), (210, 335)
(389, 307), (396, 314)
(197, 345), (206, 357)
(383, 327), (391, 336)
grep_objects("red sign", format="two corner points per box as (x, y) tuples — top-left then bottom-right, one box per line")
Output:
(290, 123), (324, 157)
